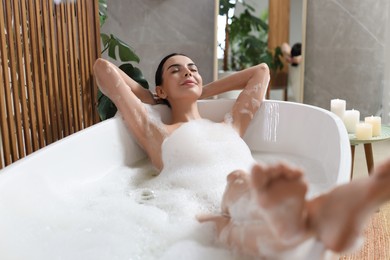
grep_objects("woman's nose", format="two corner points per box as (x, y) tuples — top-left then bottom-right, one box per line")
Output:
(184, 69), (192, 77)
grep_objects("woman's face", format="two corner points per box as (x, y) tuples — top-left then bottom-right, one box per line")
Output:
(157, 55), (203, 103)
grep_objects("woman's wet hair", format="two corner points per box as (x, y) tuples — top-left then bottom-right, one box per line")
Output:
(154, 53), (188, 107)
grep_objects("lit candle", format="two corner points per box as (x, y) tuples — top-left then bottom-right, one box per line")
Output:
(330, 99), (346, 118)
(343, 109), (360, 133)
(365, 116), (381, 136)
(355, 123), (373, 140)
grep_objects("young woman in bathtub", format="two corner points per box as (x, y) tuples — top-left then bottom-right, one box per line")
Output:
(93, 54), (390, 257)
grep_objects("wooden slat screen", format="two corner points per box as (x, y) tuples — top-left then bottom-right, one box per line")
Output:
(0, 0), (101, 169)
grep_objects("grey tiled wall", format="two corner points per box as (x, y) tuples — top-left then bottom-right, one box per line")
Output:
(304, 0), (389, 118)
(101, 0), (216, 90)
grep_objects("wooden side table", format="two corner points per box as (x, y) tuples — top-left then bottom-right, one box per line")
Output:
(349, 125), (390, 179)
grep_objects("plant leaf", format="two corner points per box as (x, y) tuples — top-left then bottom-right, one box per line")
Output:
(114, 36), (140, 62)
(100, 33), (110, 49)
(219, 0), (236, 16)
(257, 17), (268, 32)
(97, 90), (117, 120)
(119, 63), (149, 89)
(98, 0), (107, 27)
(108, 38), (117, 60)
(104, 34), (140, 63)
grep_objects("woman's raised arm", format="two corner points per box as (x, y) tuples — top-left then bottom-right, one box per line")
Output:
(201, 64), (270, 136)
(93, 58), (166, 170)
(116, 67), (157, 105)
(200, 64), (269, 100)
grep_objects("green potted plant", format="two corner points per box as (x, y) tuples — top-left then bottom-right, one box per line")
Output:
(218, 0), (283, 73)
(97, 0), (149, 120)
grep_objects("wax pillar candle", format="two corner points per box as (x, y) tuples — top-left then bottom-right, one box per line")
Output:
(330, 99), (346, 118)
(343, 109), (360, 133)
(355, 123), (372, 140)
(365, 116), (381, 136)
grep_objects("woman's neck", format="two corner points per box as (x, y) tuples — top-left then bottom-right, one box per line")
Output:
(170, 101), (202, 124)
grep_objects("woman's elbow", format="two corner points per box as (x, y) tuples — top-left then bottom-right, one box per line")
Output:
(93, 58), (109, 75)
(252, 63), (270, 79)
(256, 63), (270, 74)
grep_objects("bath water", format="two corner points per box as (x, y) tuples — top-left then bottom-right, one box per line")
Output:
(0, 120), (329, 260)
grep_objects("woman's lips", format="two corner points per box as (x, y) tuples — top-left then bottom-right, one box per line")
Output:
(181, 79), (196, 86)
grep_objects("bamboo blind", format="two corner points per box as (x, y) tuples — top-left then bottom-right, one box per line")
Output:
(0, 0), (101, 169)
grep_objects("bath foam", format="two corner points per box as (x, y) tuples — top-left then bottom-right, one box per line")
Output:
(0, 119), (329, 260)
(142, 120), (256, 217)
(0, 120), (250, 259)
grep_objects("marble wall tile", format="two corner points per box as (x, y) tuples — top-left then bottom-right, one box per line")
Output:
(382, 3), (390, 124)
(304, 0), (388, 118)
(101, 0), (216, 90)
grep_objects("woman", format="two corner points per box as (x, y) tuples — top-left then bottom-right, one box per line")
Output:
(93, 54), (390, 257)
(94, 53), (269, 170)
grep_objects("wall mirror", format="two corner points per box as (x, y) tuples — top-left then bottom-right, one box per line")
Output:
(214, 0), (307, 103)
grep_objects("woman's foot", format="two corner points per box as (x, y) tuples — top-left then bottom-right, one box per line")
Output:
(308, 158), (390, 252)
(250, 163), (308, 243)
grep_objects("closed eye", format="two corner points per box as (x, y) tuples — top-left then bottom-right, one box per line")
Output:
(167, 63), (198, 73)
(168, 66), (180, 73)
(188, 65), (198, 72)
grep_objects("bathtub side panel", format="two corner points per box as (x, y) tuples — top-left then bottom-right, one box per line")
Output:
(0, 117), (146, 185)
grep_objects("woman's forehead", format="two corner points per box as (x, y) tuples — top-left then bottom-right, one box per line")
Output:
(164, 55), (195, 69)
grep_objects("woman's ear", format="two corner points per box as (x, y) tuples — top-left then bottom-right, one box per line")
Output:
(156, 86), (167, 99)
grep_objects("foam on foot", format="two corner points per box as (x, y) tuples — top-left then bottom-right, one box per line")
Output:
(250, 163), (308, 243)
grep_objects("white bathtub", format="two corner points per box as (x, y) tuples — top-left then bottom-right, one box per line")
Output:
(0, 99), (350, 259)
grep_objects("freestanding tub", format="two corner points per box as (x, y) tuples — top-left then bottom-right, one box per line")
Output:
(0, 99), (350, 260)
